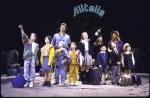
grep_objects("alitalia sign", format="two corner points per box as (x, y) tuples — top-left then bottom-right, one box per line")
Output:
(74, 4), (105, 17)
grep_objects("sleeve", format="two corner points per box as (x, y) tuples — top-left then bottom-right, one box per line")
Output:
(79, 42), (83, 56)
(79, 52), (83, 66)
(107, 53), (109, 67)
(121, 53), (124, 65)
(110, 52), (117, 64)
(97, 53), (101, 65)
(35, 44), (39, 61)
(132, 53), (135, 66)
(108, 40), (111, 48)
(119, 40), (123, 51)
(67, 36), (71, 49)
(90, 34), (99, 46)
(67, 50), (71, 64)
(63, 49), (70, 64)
(48, 46), (55, 66)
(51, 35), (56, 48)
(21, 33), (29, 42)
(40, 48), (43, 65)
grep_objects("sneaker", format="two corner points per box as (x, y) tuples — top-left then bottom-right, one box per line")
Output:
(57, 83), (65, 86)
(24, 82), (30, 87)
(69, 83), (74, 86)
(29, 82), (34, 88)
(74, 83), (78, 86)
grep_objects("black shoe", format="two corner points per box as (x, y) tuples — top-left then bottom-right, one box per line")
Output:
(112, 82), (115, 85)
(42, 81), (48, 86)
(117, 82), (120, 86)
(46, 81), (51, 87)
(82, 81), (86, 84)
(53, 82), (59, 85)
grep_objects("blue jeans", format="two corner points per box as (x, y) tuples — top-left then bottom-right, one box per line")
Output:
(55, 65), (66, 84)
(111, 65), (120, 83)
(24, 55), (35, 82)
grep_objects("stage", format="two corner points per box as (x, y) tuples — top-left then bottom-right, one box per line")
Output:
(1, 72), (149, 97)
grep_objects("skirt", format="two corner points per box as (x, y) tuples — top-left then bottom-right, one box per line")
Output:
(42, 56), (52, 71)
(82, 51), (92, 66)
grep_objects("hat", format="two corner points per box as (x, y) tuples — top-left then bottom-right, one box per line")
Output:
(111, 31), (119, 36)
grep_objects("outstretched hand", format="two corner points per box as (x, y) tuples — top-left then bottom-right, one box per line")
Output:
(18, 24), (23, 29)
(97, 28), (101, 34)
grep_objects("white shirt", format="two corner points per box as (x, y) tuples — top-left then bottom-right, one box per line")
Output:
(82, 40), (89, 51)
(32, 42), (37, 54)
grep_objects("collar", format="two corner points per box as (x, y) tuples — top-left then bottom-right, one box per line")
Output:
(59, 32), (66, 35)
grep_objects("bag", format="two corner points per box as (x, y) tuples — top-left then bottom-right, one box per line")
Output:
(7, 68), (18, 76)
(120, 75), (134, 86)
(12, 76), (26, 88)
(20, 67), (24, 76)
(7, 50), (19, 65)
(132, 74), (141, 86)
(88, 67), (100, 85)
(88, 66), (94, 84)
(39, 69), (45, 77)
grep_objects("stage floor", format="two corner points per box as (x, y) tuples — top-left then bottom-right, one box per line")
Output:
(1, 72), (149, 97)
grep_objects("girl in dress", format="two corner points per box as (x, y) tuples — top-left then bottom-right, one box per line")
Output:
(122, 43), (135, 78)
(40, 35), (55, 87)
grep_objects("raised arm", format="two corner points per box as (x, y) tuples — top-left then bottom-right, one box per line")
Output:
(18, 24), (25, 35)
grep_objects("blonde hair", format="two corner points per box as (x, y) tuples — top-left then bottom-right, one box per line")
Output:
(122, 43), (133, 54)
(80, 32), (88, 42)
(110, 31), (121, 41)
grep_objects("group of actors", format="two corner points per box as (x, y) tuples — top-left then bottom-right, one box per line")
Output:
(18, 23), (135, 88)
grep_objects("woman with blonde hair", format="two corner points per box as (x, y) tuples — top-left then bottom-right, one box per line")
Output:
(108, 31), (123, 53)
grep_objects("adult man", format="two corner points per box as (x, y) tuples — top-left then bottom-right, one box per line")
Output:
(52, 23), (71, 82)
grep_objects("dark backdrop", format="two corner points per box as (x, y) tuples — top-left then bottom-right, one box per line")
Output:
(0, 0), (149, 73)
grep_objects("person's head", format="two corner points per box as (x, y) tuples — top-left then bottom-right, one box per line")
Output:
(60, 23), (67, 32)
(94, 35), (103, 46)
(81, 32), (88, 40)
(123, 43), (131, 52)
(58, 41), (65, 48)
(30, 33), (37, 42)
(44, 35), (52, 44)
(70, 42), (77, 50)
(110, 31), (120, 41)
(110, 42), (116, 49)
(100, 45), (106, 51)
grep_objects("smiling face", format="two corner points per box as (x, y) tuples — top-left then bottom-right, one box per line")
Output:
(112, 33), (117, 39)
(60, 25), (66, 32)
(111, 42), (116, 49)
(82, 32), (88, 40)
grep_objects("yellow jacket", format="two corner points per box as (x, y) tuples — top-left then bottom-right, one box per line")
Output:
(40, 44), (55, 68)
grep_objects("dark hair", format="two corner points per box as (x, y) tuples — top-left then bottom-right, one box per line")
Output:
(71, 42), (77, 50)
(44, 35), (52, 42)
(60, 23), (67, 30)
(100, 44), (106, 49)
(30, 33), (38, 42)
